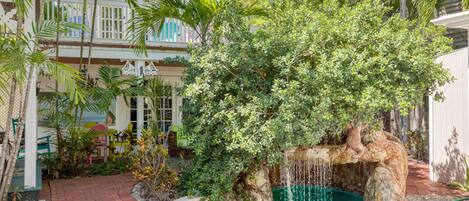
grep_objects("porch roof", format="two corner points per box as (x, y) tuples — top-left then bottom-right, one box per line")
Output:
(431, 10), (469, 29)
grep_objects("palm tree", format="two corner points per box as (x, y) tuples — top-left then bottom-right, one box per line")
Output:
(91, 65), (141, 162)
(126, 0), (267, 54)
(0, 1), (85, 198)
(141, 77), (171, 145)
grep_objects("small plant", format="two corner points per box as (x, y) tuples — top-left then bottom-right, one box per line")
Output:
(89, 159), (131, 175)
(42, 127), (99, 178)
(449, 155), (469, 192)
(406, 129), (429, 162)
(130, 129), (178, 200)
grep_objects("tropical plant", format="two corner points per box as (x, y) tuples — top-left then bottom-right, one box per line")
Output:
(126, 0), (267, 54)
(130, 129), (178, 200)
(43, 127), (99, 178)
(142, 77), (171, 137)
(0, 0), (85, 198)
(89, 159), (131, 176)
(91, 65), (141, 161)
(180, 0), (453, 199)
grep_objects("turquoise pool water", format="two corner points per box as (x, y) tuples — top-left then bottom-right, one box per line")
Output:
(272, 185), (363, 201)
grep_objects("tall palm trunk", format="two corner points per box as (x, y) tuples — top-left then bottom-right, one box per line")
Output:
(75, 0), (88, 123)
(55, 0), (65, 163)
(87, 0), (98, 67)
(0, 7), (24, 196)
(78, 0), (87, 71)
(0, 64), (35, 200)
(0, 77), (17, 182)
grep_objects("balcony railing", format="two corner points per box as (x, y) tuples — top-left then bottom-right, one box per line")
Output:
(43, 0), (200, 44)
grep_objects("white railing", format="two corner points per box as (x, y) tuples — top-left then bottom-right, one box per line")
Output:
(43, 0), (200, 44)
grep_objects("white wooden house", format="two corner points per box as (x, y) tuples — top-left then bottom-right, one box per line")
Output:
(0, 0), (195, 194)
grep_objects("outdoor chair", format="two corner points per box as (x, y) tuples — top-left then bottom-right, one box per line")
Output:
(10, 118), (52, 159)
(87, 124), (112, 164)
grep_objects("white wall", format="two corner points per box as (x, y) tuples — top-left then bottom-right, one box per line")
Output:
(39, 64), (184, 133)
(431, 47), (469, 184)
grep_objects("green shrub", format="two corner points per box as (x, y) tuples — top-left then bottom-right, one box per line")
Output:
(181, 0), (452, 199)
(43, 127), (98, 178)
(130, 129), (178, 200)
(89, 159), (131, 175)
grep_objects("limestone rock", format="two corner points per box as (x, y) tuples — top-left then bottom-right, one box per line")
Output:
(364, 166), (405, 201)
(243, 165), (273, 201)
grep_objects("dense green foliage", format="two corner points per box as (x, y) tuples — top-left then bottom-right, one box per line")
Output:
(180, 0), (453, 199)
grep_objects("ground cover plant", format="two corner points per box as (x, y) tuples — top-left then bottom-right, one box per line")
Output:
(179, 0), (453, 199)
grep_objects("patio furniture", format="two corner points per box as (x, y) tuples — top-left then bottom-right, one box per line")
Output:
(87, 124), (110, 164)
(11, 118), (52, 159)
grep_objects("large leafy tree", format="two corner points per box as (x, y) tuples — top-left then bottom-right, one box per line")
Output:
(180, 0), (453, 199)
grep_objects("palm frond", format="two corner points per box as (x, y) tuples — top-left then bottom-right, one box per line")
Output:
(412, 0), (438, 25)
(13, 0), (32, 20)
(126, 1), (178, 55)
(42, 59), (83, 101)
(463, 0), (469, 10)
(33, 20), (87, 40)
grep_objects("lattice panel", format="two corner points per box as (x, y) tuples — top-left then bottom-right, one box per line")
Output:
(0, 81), (23, 133)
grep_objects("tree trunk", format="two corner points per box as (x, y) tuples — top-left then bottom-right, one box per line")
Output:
(78, 0), (88, 71)
(86, 0), (98, 67)
(0, 64), (35, 200)
(400, 0), (409, 19)
(55, 0), (65, 165)
(103, 106), (111, 163)
(0, 6), (24, 197)
(0, 76), (18, 182)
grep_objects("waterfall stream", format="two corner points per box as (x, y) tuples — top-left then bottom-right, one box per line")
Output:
(279, 151), (333, 201)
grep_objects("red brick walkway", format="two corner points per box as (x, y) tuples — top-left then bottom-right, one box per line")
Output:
(406, 160), (469, 197)
(38, 162), (468, 201)
(38, 173), (135, 201)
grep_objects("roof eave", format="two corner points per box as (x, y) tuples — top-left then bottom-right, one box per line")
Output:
(431, 10), (469, 29)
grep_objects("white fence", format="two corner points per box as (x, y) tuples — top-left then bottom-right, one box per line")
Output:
(430, 47), (469, 184)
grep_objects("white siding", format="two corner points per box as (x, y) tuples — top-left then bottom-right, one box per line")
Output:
(431, 47), (469, 184)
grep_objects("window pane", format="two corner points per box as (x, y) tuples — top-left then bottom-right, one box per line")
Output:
(164, 110), (172, 120)
(166, 98), (172, 108)
(131, 122), (137, 133)
(130, 110), (137, 121)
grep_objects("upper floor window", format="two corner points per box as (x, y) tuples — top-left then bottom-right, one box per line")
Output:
(101, 6), (124, 39)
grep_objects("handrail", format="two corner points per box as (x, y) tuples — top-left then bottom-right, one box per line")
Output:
(43, 0), (200, 44)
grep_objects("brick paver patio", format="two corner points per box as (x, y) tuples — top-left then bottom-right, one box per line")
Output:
(38, 161), (468, 201)
(38, 173), (135, 201)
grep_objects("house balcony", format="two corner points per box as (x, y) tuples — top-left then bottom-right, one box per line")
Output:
(43, 0), (200, 49)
